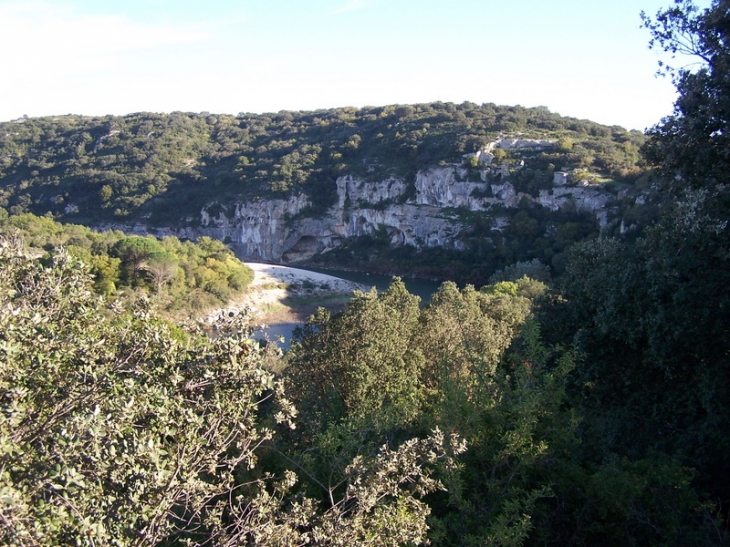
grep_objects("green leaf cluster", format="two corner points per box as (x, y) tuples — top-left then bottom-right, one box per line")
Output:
(0, 213), (253, 315)
(0, 238), (464, 546)
(281, 273), (719, 546)
(0, 229), (721, 546)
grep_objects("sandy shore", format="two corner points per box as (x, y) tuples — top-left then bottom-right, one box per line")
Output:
(203, 263), (371, 326)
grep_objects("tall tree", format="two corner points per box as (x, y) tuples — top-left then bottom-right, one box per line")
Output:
(111, 235), (164, 282)
(642, 0), (730, 193)
(143, 251), (178, 293)
(287, 278), (425, 434)
(554, 0), (730, 510)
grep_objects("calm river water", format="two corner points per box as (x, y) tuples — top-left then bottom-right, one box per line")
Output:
(253, 267), (446, 349)
(303, 267), (444, 303)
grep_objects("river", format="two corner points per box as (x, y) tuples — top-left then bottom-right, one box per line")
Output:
(303, 267), (444, 303)
(252, 267), (445, 349)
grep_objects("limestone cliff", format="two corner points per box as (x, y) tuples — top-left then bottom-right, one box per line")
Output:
(97, 165), (617, 263)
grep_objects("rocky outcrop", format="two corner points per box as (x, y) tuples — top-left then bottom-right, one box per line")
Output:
(487, 138), (556, 151)
(97, 165), (618, 263)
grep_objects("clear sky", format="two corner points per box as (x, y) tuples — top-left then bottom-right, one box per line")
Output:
(0, 0), (711, 131)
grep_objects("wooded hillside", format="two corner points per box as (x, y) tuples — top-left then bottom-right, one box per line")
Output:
(0, 103), (646, 225)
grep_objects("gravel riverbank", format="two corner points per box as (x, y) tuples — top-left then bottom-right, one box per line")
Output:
(202, 263), (371, 328)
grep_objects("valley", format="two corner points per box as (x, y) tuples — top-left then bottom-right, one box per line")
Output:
(2, 11), (730, 538)
(0, 103), (647, 284)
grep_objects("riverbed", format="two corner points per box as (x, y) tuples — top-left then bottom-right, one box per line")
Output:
(205, 263), (445, 349)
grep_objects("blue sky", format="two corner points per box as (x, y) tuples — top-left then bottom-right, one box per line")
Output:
(0, 0), (711, 130)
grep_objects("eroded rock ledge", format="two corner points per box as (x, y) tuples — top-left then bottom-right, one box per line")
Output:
(97, 165), (617, 263)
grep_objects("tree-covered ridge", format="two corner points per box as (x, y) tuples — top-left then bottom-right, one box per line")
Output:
(0, 103), (646, 224)
(0, 212), (253, 315)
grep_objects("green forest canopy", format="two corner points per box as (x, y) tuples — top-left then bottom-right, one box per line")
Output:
(0, 212), (253, 315)
(1, 238), (721, 546)
(0, 102), (646, 224)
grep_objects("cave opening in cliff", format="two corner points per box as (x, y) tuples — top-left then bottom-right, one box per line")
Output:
(282, 236), (320, 263)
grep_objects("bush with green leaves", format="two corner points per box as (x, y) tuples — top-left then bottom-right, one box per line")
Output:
(0, 238), (462, 546)
(284, 279), (562, 544)
(283, 277), (722, 546)
(488, 258), (552, 284)
(287, 279), (425, 433)
(0, 214), (254, 315)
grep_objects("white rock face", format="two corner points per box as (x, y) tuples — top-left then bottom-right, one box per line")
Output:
(97, 165), (617, 262)
(553, 172), (570, 185)
(414, 167), (486, 209)
(485, 138), (556, 152)
(338, 174), (408, 206)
